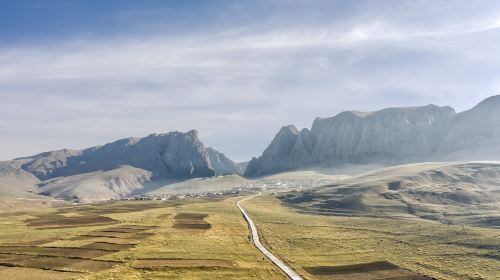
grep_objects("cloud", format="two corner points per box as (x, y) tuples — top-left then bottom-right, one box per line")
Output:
(0, 0), (499, 161)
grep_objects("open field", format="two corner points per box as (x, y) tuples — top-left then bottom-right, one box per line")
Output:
(0, 192), (498, 279)
(244, 195), (500, 280)
(0, 197), (286, 279)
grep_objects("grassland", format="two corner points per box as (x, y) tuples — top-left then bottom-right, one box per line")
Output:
(244, 194), (500, 280)
(0, 197), (287, 280)
(0, 193), (498, 280)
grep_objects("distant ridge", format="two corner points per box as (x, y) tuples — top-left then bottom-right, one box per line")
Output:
(0, 130), (242, 202)
(245, 95), (500, 177)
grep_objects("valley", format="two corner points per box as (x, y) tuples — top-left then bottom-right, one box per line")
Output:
(0, 186), (498, 280)
(0, 97), (499, 279)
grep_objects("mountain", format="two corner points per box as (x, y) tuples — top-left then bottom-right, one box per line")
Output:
(18, 130), (215, 181)
(206, 148), (246, 175)
(245, 96), (500, 177)
(244, 125), (303, 176)
(280, 162), (500, 227)
(37, 165), (153, 203)
(0, 130), (240, 202)
(438, 95), (500, 159)
(0, 160), (41, 198)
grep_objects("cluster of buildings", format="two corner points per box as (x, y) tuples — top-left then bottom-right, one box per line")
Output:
(115, 178), (336, 201)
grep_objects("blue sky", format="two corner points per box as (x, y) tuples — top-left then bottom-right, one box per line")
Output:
(0, 0), (500, 161)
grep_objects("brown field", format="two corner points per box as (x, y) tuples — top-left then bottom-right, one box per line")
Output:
(0, 246), (111, 258)
(69, 236), (140, 244)
(25, 214), (117, 229)
(0, 253), (119, 272)
(131, 258), (234, 269)
(8, 195), (492, 279)
(304, 261), (433, 280)
(80, 242), (135, 251)
(78, 231), (152, 239)
(172, 212), (211, 230)
(0, 200), (186, 279)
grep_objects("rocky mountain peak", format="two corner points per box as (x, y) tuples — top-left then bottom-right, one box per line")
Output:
(11, 130), (240, 181)
(245, 96), (500, 177)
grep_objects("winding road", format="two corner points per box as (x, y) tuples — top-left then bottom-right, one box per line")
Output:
(236, 195), (303, 280)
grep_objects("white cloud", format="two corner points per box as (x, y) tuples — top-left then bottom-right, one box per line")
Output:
(0, 1), (500, 161)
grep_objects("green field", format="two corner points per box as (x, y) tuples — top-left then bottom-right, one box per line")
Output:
(0, 197), (286, 280)
(0, 194), (498, 280)
(244, 195), (500, 280)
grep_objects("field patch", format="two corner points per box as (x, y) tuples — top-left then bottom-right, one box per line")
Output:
(80, 242), (135, 251)
(0, 265), (80, 280)
(25, 213), (117, 229)
(63, 201), (176, 215)
(0, 253), (119, 272)
(172, 213), (211, 230)
(304, 261), (433, 280)
(79, 231), (151, 239)
(131, 258), (233, 269)
(0, 246), (111, 258)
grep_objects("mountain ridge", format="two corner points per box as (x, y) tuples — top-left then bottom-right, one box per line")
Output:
(245, 95), (500, 177)
(0, 130), (242, 202)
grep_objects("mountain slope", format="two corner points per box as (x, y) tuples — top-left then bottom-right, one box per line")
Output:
(17, 130), (215, 180)
(206, 148), (245, 175)
(280, 162), (500, 227)
(0, 130), (241, 201)
(246, 96), (500, 177)
(439, 95), (500, 159)
(37, 165), (153, 202)
(0, 161), (41, 198)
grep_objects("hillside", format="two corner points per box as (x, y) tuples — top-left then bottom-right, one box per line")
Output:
(0, 130), (241, 202)
(280, 162), (500, 227)
(37, 165), (154, 202)
(0, 161), (41, 198)
(246, 95), (500, 177)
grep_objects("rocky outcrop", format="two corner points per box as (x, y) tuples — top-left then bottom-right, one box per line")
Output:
(245, 125), (301, 177)
(206, 148), (245, 175)
(438, 95), (500, 159)
(14, 130), (229, 181)
(1, 130), (243, 201)
(245, 96), (500, 177)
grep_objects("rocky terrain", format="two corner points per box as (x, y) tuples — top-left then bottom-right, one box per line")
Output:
(0, 130), (241, 202)
(2, 96), (500, 203)
(246, 95), (500, 177)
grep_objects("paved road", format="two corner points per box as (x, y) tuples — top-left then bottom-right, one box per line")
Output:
(237, 195), (303, 280)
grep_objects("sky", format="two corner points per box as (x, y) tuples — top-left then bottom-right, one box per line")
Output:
(0, 0), (500, 162)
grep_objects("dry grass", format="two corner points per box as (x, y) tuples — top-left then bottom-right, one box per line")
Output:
(131, 258), (234, 269)
(244, 195), (500, 280)
(0, 197), (286, 279)
(0, 253), (119, 272)
(0, 265), (80, 280)
(0, 246), (111, 258)
(304, 261), (432, 279)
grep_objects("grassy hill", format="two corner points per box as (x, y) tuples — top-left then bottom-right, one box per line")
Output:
(280, 162), (500, 227)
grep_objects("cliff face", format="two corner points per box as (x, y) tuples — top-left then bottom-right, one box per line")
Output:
(14, 130), (233, 181)
(245, 125), (301, 177)
(245, 96), (500, 177)
(438, 95), (500, 159)
(206, 147), (245, 175)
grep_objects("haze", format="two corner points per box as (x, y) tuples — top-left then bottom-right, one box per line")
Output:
(1, 0), (500, 161)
